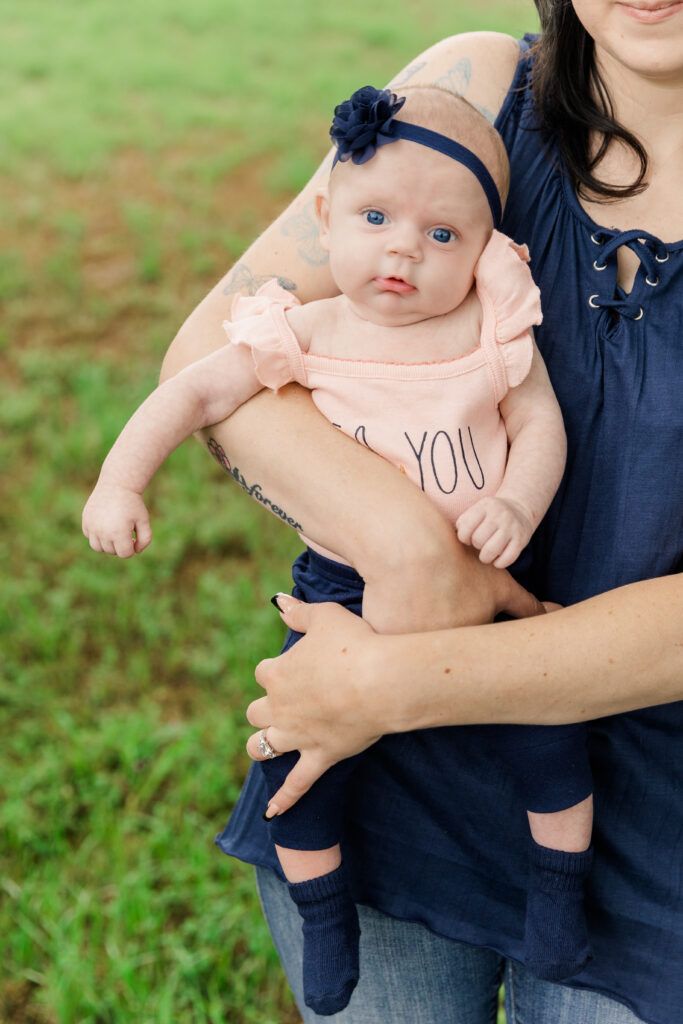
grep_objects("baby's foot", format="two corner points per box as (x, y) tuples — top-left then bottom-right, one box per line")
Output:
(288, 863), (361, 1016)
(524, 840), (593, 982)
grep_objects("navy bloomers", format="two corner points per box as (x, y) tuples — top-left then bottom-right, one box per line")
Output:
(259, 546), (594, 854)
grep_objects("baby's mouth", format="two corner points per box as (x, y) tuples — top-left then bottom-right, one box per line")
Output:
(374, 276), (417, 294)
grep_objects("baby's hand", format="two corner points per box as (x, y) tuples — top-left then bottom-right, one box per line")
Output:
(456, 497), (533, 569)
(82, 483), (152, 558)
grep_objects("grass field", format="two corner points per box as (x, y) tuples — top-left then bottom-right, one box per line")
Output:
(1, 2), (537, 1021)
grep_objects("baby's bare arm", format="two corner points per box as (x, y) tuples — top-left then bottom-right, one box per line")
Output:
(496, 345), (567, 528)
(457, 346), (566, 568)
(82, 343), (264, 557)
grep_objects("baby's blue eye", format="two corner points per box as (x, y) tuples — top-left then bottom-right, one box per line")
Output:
(431, 227), (453, 244)
(365, 210), (385, 225)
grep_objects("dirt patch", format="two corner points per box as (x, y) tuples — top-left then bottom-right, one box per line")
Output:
(2, 137), (298, 359)
(172, 534), (254, 589)
(0, 980), (56, 1024)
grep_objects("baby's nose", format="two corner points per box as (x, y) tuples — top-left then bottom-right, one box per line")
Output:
(387, 224), (422, 259)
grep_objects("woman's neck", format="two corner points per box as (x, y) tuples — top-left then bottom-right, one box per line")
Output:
(578, 44), (683, 278)
(594, 45), (683, 171)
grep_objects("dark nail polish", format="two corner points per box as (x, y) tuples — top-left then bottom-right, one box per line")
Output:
(262, 809), (273, 821)
(270, 594), (283, 610)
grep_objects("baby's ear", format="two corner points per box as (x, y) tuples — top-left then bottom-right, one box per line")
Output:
(315, 188), (331, 250)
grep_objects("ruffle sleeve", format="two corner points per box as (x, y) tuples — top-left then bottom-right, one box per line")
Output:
(222, 280), (306, 392)
(474, 230), (543, 390)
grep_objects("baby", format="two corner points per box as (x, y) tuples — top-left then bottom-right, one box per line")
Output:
(83, 86), (594, 1016)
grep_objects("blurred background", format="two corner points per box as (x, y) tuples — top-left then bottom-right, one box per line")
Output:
(1, 2), (536, 1021)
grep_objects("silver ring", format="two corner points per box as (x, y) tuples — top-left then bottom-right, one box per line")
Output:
(655, 252), (669, 264)
(590, 232), (603, 245)
(645, 275), (659, 287)
(634, 307), (644, 321)
(588, 294), (601, 308)
(593, 260), (607, 271)
(257, 729), (279, 759)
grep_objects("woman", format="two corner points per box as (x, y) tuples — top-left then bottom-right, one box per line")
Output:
(161, 2), (683, 1021)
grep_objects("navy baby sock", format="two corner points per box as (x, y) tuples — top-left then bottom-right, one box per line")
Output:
(288, 863), (360, 1017)
(524, 839), (593, 982)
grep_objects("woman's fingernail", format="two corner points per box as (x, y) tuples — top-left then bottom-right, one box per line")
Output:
(270, 593), (287, 611)
(270, 593), (301, 612)
(262, 802), (280, 820)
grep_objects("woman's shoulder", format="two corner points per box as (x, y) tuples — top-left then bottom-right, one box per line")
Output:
(391, 32), (523, 125)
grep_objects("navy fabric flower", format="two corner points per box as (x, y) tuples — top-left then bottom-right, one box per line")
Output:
(330, 86), (406, 165)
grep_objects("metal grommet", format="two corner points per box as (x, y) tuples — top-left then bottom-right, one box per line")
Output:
(655, 252), (669, 263)
(593, 260), (607, 271)
(590, 232), (603, 245)
(588, 294), (601, 308)
(645, 275), (659, 287)
(634, 307), (644, 321)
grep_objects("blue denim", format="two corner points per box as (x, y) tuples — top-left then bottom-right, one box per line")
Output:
(256, 866), (645, 1024)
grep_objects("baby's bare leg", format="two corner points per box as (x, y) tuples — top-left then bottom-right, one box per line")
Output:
(524, 796), (594, 981)
(528, 795), (593, 853)
(273, 841), (359, 1016)
(275, 843), (341, 882)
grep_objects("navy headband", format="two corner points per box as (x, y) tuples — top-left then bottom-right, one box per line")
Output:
(330, 86), (502, 230)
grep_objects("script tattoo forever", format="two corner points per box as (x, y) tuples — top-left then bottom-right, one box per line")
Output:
(207, 437), (303, 531)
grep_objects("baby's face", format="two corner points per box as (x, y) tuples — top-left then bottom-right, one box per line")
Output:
(318, 140), (494, 326)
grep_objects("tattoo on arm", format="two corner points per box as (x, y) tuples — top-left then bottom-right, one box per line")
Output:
(280, 200), (329, 268)
(434, 58), (495, 123)
(391, 61), (427, 87)
(222, 263), (297, 298)
(469, 101), (496, 125)
(435, 57), (472, 95)
(207, 437), (304, 532)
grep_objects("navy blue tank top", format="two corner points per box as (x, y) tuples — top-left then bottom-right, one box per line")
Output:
(217, 37), (683, 1024)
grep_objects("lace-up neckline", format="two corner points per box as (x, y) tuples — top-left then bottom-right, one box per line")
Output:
(588, 228), (670, 320)
(559, 170), (681, 322)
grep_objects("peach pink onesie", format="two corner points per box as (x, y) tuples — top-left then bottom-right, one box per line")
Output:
(224, 230), (542, 560)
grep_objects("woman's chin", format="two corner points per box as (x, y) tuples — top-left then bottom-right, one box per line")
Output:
(599, 22), (683, 79)
(577, 1), (683, 80)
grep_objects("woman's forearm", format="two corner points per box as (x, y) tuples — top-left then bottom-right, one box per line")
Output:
(195, 385), (463, 576)
(246, 574), (681, 813)
(378, 573), (683, 731)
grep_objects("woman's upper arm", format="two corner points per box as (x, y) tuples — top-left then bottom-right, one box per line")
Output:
(160, 31), (522, 382)
(159, 154), (337, 382)
(387, 31), (521, 126)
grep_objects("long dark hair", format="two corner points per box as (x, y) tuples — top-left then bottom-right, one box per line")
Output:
(532, 0), (648, 202)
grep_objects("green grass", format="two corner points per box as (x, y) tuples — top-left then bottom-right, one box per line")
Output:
(1, 1), (536, 1020)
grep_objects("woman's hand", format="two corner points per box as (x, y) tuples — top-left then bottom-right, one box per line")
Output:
(245, 597), (385, 816)
(245, 574), (549, 817)
(245, 574), (683, 818)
